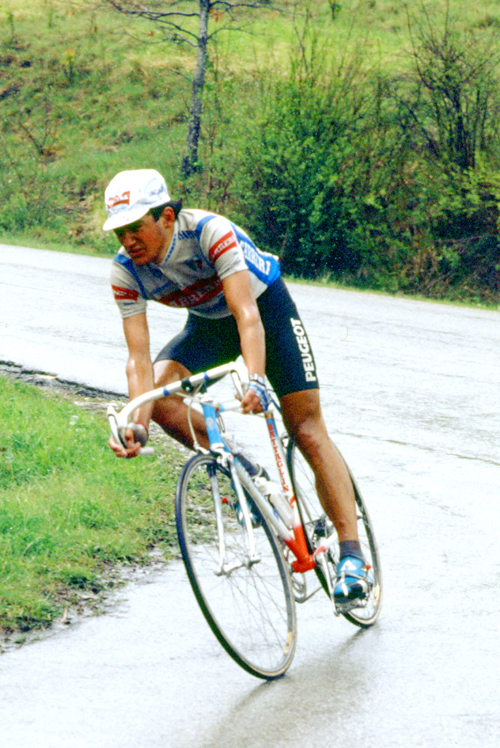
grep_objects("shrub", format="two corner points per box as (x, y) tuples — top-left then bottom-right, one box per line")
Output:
(229, 11), (500, 300)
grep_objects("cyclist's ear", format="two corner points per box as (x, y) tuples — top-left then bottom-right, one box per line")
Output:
(159, 206), (176, 227)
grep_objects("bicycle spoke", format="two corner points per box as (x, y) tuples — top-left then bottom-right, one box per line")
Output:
(176, 454), (297, 679)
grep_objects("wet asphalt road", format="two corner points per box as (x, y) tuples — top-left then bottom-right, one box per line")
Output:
(0, 244), (499, 747)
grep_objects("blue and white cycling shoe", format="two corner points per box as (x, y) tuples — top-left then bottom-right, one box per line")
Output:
(333, 556), (370, 610)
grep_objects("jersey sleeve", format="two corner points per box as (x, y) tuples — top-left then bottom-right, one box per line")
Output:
(199, 216), (248, 279)
(110, 259), (147, 319)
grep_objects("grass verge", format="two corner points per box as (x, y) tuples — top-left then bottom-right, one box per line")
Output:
(0, 372), (184, 642)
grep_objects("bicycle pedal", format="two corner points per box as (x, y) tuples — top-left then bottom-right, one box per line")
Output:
(334, 594), (369, 614)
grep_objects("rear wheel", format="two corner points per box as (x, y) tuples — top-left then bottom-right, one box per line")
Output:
(287, 441), (382, 628)
(176, 453), (297, 679)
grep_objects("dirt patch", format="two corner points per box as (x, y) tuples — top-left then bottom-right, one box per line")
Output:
(0, 359), (127, 409)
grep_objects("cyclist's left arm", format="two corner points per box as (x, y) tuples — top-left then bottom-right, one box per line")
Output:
(221, 270), (267, 413)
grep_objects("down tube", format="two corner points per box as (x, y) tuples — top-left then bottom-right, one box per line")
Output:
(264, 411), (315, 573)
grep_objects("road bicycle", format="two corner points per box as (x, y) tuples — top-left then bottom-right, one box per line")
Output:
(107, 360), (382, 680)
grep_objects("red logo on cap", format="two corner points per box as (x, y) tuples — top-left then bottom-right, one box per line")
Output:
(107, 191), (131, 209)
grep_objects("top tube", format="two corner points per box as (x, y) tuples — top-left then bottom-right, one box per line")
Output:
(115, 360), (249, 428)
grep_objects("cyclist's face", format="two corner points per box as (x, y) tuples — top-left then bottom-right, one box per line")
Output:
(114, 210), (174, 265)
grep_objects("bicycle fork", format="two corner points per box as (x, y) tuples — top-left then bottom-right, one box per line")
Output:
(207, 462), (260, 576)
(201, 400), (263, 576)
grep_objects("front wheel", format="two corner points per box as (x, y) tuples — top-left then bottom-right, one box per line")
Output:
(175, 453), (297, 679)
(287, 441), (382, 628)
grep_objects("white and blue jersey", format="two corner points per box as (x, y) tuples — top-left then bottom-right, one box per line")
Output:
(111, 209), (281, 319)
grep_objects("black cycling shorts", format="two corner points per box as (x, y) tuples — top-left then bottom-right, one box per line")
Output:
(154, 277), (319, 398)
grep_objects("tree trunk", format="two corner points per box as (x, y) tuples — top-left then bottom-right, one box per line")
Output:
(182, 0), (210, 177)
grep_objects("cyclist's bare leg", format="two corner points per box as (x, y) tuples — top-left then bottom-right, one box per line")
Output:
(151, 359), (210, 450)
(280, 389), (359, 543)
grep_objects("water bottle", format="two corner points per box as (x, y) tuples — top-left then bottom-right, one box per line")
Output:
(255, 477), (294, 529)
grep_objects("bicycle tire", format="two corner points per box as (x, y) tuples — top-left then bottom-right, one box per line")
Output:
(175, 453), (297, 679)
(287, 441), (382, 628)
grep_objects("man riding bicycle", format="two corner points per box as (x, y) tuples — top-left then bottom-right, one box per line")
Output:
(104, 168), (368, 608)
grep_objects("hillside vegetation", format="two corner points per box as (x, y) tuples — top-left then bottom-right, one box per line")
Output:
(1, 0), (500, 303)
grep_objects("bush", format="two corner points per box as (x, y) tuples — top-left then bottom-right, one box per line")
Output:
(234, 43), (376, 279)
(226, 12), (500, 300)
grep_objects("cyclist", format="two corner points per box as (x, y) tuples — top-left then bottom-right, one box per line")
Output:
(104, 168), (368, 608)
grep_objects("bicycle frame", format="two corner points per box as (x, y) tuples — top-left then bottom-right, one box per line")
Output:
(107, 360), (337, 581)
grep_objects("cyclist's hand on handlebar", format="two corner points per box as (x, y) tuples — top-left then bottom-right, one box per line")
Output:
(241, 375), (271, 414)
(108, 423), (148, 459)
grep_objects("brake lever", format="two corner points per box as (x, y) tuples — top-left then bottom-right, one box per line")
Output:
(107, 405), (123, 445)
(106, 405), (155, 456)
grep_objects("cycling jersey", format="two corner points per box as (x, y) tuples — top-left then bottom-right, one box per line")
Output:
(111, 209), (281, 319)
(155, 278), (319, 397)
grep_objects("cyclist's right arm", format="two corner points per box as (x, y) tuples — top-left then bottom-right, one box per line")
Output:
(109, 312), (154, 459)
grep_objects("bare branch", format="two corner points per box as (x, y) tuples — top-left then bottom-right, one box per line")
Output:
(211, 1), (273, 8)
(104, 0), (280, 176)
(119, 27), (198, 46)
(107, 0), (199, 19)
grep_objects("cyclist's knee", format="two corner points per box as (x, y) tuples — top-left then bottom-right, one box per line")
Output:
(153, 358), (192, 387)
(151, 360), (191, 430)
(281, 390), (325, 443)
(291, 421), (324, 458)
(152, 393), (184, 424)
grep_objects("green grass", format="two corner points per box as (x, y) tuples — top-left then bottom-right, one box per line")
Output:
(0, 231), (117, 257)
(0, 375), (183, 634)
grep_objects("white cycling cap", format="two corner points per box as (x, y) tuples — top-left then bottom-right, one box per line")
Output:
(103, 169), (171, 231)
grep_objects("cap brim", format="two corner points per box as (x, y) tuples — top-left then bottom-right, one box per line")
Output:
(102, 206), (150, 232)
